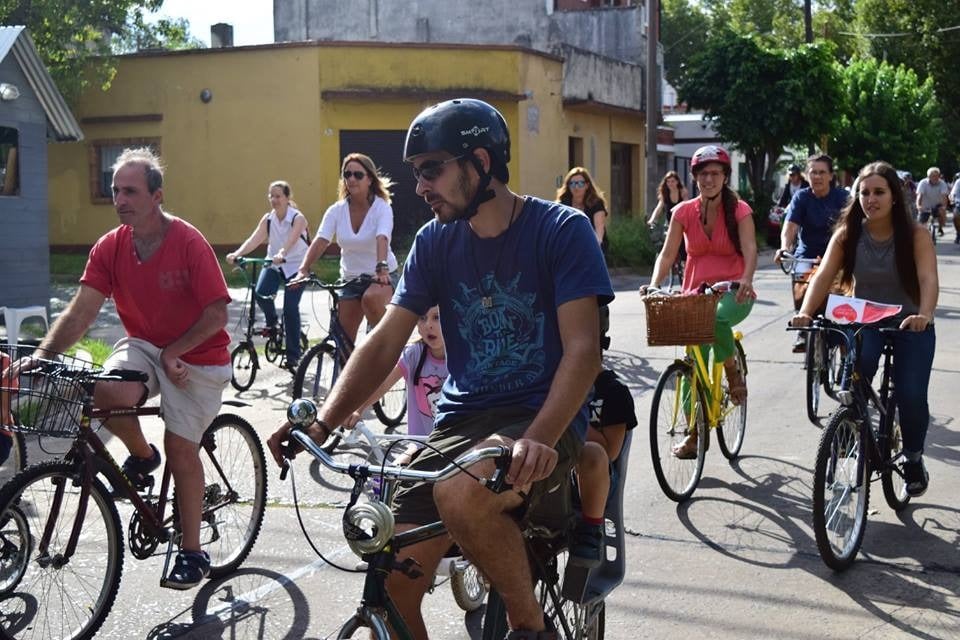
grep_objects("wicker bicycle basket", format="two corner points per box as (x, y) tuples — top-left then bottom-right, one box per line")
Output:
(1, 344), (100, 438)
(643, 293), (718, 346)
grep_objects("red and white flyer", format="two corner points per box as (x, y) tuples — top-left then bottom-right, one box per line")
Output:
(825, 294), (902, 325)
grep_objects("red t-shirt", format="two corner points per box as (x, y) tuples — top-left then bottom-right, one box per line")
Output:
(674, 197), (753, 293)
(81, 217), (231, 365)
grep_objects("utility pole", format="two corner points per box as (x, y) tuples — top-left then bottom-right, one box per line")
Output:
(645, 0), (660, 218)
(804, 0), (813, 44)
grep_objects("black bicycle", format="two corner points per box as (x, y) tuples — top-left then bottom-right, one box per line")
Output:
(791, 317), (911, 571)
(292, 275), (405, 428)
(779, 252), (843, 426)
(230, 257), (309, 391)
(648, 223), (685, 292)
(282, 398), (631, 640)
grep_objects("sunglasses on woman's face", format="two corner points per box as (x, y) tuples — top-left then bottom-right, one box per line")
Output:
(343, 170), (367, 181)
(568, 179), (587, 189)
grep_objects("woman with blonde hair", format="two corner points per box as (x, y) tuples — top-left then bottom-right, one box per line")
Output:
(556, 166), (610, 257)
(296, 153), (399, 343)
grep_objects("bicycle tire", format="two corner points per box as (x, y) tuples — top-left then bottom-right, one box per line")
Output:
(373, 376), (407, 428)
(292, 341), (339, 403)
(199, 414), (267, 577)
(0, 430), (27, 487)
(812, 409), (870, 571)
(0, 460), (123, 640)
(451, 562), (488, 612)
(718, 341), (747, 459)
(805, 330), (824, 426)
(335, 610), (391, 640)
(264, 335), (281, 364)
(649, 361), (707, 503)
(880, 398), (911, 512)
(299, 330), (309, 355)
(0, 505), (30, 595)
(482, 549), (604, 640)
(822, 340), (843, 402)
(229, 342), (258, 392)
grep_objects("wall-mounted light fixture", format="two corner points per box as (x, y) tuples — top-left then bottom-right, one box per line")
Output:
(200, 88), (212, 103)
(0, 83), (20, 101)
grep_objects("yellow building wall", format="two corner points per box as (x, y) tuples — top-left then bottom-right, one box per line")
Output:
(48, 42), (646, 247)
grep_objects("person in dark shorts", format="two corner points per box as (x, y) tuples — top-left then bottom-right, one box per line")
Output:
(268, 98), (613, 640)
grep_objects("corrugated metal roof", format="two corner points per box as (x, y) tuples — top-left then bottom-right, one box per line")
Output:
(0, 26), (83, 142)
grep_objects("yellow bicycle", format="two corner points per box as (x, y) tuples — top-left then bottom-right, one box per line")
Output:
(645, 284), (748, 502)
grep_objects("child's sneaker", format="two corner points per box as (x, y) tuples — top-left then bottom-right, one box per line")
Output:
(569, 521), (603, 568)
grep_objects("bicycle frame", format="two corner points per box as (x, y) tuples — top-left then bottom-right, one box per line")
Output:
(682, 330), (744, 428)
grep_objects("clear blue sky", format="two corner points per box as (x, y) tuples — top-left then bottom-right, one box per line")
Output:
(148, 0), (274, 46)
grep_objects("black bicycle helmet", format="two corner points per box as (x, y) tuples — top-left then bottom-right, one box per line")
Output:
(788, 164), (803, 175)
(404, 99), (513, 221)
(404, 98), (511, 178)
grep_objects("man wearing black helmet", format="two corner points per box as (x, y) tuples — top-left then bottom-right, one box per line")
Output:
(268, 98), (613, 639)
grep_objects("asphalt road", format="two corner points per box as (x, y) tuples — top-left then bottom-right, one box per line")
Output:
(24, 242), (960, 639)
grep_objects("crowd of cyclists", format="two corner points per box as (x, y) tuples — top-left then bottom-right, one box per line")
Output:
(0, 96), (945, 639)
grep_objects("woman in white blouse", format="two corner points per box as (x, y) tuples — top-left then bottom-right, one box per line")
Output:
(296, 153), (399, 343)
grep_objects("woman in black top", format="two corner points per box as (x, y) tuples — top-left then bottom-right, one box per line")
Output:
(557, 166), (610, 257)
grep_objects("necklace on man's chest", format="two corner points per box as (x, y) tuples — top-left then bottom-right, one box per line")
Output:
(470, 196), (522, 310)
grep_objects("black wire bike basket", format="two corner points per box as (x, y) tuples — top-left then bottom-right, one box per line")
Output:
(1, 344), (100, 438)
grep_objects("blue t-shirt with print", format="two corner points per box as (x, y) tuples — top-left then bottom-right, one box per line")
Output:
(392, 196), (614, 439)
(784, 186), (849, 259)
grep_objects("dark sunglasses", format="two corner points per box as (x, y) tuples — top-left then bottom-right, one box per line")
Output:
(568, 179), (587, 189)
(412, 155), (464, 182)
(343, 170), (367, 181)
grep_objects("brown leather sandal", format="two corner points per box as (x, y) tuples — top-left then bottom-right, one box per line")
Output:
(724, 360), (747, 406)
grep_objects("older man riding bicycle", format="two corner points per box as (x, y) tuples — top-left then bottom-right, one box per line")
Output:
(268, 98), (613, 640)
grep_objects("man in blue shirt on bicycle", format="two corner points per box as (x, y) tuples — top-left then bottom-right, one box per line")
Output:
(775, 154), (849, 352)
(269, 98), (613, 640)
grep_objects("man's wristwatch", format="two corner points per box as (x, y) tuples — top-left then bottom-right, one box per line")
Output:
(375, 260), (389, 273)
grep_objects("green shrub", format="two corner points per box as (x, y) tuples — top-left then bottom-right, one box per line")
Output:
(606, 215), (658, 269)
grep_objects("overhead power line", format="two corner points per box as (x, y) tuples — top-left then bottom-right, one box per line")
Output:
(838, 23), (960, 38)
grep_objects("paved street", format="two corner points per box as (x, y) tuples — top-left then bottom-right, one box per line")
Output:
(27, 244), (960, 639)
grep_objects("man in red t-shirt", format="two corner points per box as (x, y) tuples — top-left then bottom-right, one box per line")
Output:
(32, 147), (231, 590)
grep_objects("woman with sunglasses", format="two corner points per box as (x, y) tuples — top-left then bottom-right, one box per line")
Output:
(556, 167), (610, 258)
(295, 153), (399, 344)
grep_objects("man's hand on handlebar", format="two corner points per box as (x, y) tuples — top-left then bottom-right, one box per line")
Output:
(790, 312), (813, 328)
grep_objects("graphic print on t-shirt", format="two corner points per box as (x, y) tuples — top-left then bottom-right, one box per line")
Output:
(453, 272), (545, 393)
(416, 374), (444, 419)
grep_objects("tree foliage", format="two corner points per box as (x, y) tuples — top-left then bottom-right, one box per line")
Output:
(854, 0), (960, 175)
(831, 59), (941, 176)
(0, 1), (200, 104)
(676, 32), (842, 214)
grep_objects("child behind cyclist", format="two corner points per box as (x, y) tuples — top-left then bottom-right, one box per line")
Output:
(570, 334), (638, 568)
(344, 306), (446, 463)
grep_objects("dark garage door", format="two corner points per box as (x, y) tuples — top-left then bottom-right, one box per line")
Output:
(339, 130), (434, 244)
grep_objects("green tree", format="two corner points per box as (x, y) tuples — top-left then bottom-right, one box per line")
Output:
(854, 0), (960, 174)
(661, 0), (712, 88)
(676, 32), (843, 215)
(831, 58), (941, 176)
(0, 1), (199, 103)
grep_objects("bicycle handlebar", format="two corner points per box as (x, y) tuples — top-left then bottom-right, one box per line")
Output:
(283, 398), (511, 485)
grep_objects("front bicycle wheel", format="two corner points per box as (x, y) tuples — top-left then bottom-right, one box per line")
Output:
(199, 414), (267, 577)
(717, 341), (747, 459)
(822, 341), (843, 401)
(0, 506), (29, 595)
(373, 376), (406, 428)
(451, 560), (488, 612)
(812, 409), (870, 571)
(292, 342), (339, 402)
(805, 331), (825, 426)
(229, 342), (258, 392)
(880, 398), (911, 512)
(649, 362), (707, 503)
(0, 430), (27, 487)
(0, 461), (123, 640)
